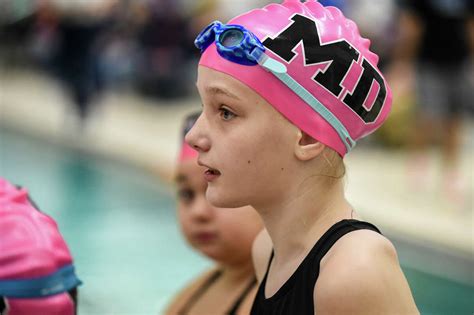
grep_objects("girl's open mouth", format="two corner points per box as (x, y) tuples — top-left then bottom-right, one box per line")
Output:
(204, 168), (221, 182)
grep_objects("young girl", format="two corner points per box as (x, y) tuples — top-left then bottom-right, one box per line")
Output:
(185, 0), (419, 314)
(165, 112), (263, 315)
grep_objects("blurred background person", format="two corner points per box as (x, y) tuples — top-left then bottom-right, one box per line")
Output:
(165, 112), (263, 315)
(53, 4), (109, 130)
(344, 0), (397, 69)
(0, 177), (82, 315)
(134, 0), (195, 99)
(390, 0), (474, 201)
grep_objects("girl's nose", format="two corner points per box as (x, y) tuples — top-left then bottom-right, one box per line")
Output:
(185, 113), (211, 153)
(190, 195), (214, 221)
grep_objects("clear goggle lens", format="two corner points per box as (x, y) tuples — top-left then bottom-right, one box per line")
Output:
(220, 29), (244, 47)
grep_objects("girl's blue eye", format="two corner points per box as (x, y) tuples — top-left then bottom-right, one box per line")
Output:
(220, 107), (236, 120)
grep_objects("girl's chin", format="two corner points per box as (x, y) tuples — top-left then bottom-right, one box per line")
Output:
(199, 247), (224, 261)
(206, 189), (248, 209)
(206, 189), (229, 207)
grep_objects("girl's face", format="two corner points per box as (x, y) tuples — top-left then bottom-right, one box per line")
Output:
(186, 66), (299, 210)
(176, 159), (262, 264)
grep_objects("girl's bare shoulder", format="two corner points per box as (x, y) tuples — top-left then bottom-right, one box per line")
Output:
(315, 230), (419, 314)
(322, 228), (398, 269)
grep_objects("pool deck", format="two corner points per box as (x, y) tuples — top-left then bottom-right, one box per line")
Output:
(1, 69), (472, 263)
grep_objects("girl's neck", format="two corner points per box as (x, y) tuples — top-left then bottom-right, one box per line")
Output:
(219, 259), (255, 283)
(257, 179), (353, 263)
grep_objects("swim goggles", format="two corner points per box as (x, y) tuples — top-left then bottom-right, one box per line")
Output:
(195, 21), (356, 152)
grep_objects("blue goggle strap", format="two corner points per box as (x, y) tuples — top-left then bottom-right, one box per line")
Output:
(0, 264), (82, 298)
(256, 53), (356, 152)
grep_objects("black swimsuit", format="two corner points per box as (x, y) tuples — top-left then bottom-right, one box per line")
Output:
(250, 219), (381, 315)
(178, 269), (257, 315)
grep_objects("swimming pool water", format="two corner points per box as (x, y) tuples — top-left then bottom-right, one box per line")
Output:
(1, 128), (472, 314)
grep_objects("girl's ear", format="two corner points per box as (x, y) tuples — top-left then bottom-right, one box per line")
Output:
(294, 130), (325, 161)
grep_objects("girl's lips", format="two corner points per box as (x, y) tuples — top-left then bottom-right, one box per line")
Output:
(204, 168), (221, 182)
(197, 160), (221, 182)
(194, 232), (217, 243)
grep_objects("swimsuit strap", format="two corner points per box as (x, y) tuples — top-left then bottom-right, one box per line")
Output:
(227, 276), (258, 315)
(178, 269), (222, 314)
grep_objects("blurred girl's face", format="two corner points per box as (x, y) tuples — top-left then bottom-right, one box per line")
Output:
(176, 159), (262, 265)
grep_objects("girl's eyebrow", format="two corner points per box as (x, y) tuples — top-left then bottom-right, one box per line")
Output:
(206, 86), (241, 100)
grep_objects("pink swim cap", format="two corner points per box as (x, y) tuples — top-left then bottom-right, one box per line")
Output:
(0, 178), (81, 315)
(198, 0), (392, 156)
(179, 143), (199, 162)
